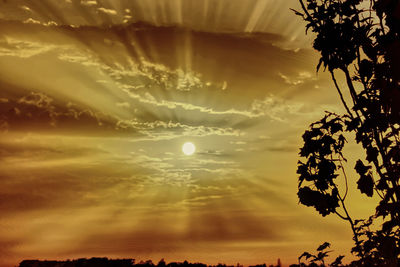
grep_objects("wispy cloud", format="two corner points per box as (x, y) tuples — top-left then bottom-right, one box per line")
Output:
(279, 71), (316, 86)
(97, 7), (117, 15)
(116, 119), (241, 139)
(81, 0), (97, 6)
(23, 18), (58, 26)
(123, 89), (258, 118)
(0, 38), (56, 58)
(20, 6), (32, 12)
(0, 92), (118, 133)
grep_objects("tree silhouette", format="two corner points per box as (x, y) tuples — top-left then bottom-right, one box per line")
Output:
(293, 0), (400, 265)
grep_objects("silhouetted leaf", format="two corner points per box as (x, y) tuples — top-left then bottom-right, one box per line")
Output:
(317, 242), (330, 251)
(357, 173), (374, 197)
(329, 121), (343, 134)
(381, 137), (392, 149)
(388, 146), (400, 161)
(345, 117), (360, 132)
(376, 178), (389, 190)
(330, 255), (345, 266)
(298, 187), (318, 207)
(366, 146), (379, 163)
(354, 160), (371, 175)
(359, 59), (374, 81)
(362, 41), (377, 60)
(309, 2), (317, 10)
(316, 251), (330, 261)
(382, 220), (395, 233)
(298, 252), (313, 261)
(337, 134), (346, 151)
(376, 201), (400, 219)
(354, 219), (364, 225)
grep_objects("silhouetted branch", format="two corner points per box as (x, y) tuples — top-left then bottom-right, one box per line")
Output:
(330, 70), (353, 118)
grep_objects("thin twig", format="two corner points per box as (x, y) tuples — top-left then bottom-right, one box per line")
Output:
(330, 70), (353, 118)
(338, 159), (349, 201)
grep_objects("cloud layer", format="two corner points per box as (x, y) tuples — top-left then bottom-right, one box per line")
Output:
(0, 5), (368, 267)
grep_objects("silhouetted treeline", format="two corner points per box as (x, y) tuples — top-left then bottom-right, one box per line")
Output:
(19, 258), (289, 267)
(20, 257), (398, 267)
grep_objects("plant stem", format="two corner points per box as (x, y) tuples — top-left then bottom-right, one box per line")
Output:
(330, 71), (353, 118)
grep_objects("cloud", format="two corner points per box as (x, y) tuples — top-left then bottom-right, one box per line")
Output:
(0, 20), (316, 99)
(221, 81), (228, 90)
(175, 69), (203, 91)
(0, 139), (156, 215)
(56, 48), (207, 93)
(0, 38), (56, 58)
(0, 91), (125, 135)
(124, 154), (196, 186)
(116, 119), (242, 140)
(20, 6), (32, 12)
(81, 0), (97, 6)
(250, 95), (304, 121)
(180, 195), (223, 207)
(123, 89), (258, 118)
(97, 7), (117, 15)
(111, 60), (207, 93)
(0, 21), (329, 126)
(0, 7), (355, 267)
(58, 52), (100, 67)
(279, 71), (316, 86)
(230, 141), (246, 145)
(116, 102), (130, 108)
(185, 210), (281, 242)
(0, 239), (20, 267)
(196, 158), (234, 165)
(196, 150), (226, 157)
(0, 82), (261, 142)
(23, 18), (58, 26)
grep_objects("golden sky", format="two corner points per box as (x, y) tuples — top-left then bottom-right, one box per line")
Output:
(0, 1), (378, 266)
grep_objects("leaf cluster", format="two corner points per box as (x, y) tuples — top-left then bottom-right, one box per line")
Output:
(297, 113), (346, 216)
(293, 0), (400, 264)
(298, 242), (345, 266)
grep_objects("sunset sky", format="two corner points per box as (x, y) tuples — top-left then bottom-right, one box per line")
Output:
(0, 1), (378, 266)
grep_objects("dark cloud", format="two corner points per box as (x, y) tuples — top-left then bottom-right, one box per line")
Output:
(62, 211), (283, 259)
(185, 210), (282, 242)
(0, 141), (147, 215)
(0, 0), (303, 38)
(0, 19), (317, 101)
(0, 84), (133, 135)
(0, 166), (144, 215)
(0, 140), (107, 159)
(0, 239), (20, 267)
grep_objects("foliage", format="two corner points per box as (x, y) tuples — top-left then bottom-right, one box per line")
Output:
(297, 112), (346, 217)
(293, 0), (400, 265)
(298, 242), (345, 266)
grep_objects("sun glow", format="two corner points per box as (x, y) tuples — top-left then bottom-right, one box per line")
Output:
(182, 142), (196, 156)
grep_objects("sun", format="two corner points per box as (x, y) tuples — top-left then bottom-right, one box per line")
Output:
(182, 142), (196, 156)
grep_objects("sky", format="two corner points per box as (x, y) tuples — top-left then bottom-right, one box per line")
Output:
(0, 1), (378, 266)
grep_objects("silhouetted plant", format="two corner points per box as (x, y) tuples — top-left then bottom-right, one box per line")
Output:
(298, 242), (344, 266)
(293, 0), (400, 265)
